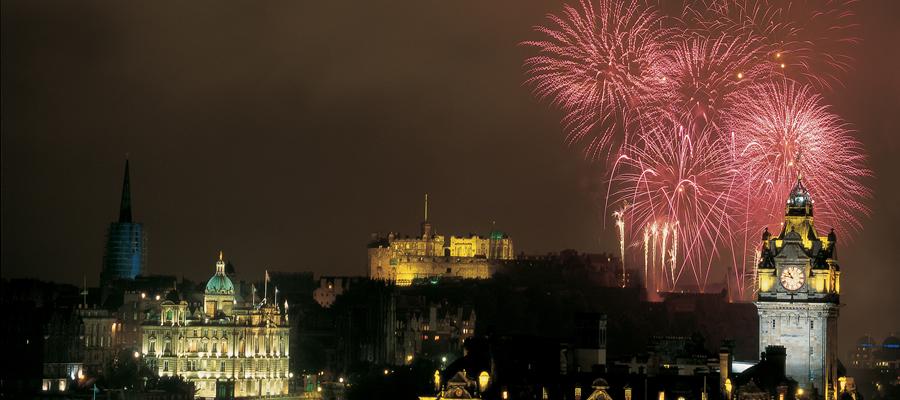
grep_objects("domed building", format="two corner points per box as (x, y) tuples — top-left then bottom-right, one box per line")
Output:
(204, 251), (236, 316)
(141, 252), (291, 398)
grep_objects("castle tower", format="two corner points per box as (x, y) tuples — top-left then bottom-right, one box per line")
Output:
(755, 178), (841, 399)
(100, 159), (146, 286)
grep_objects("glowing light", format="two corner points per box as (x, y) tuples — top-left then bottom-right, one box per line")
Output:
(479, 371), (490, 392)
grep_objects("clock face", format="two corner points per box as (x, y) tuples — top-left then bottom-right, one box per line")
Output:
(780, 266), (805, 291)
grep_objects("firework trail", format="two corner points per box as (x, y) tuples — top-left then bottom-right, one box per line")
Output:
(611, 121), (734, 289)
(613, 204), (627, 287)
(523, 0), (672, 159)
(724, 79), (871, 294)
(684, 0), (860, 91)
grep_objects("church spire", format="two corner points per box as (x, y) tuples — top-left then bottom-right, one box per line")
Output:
(118, 159), (133, 223)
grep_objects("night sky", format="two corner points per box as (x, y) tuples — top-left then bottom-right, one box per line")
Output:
(2, 1), (898, 351)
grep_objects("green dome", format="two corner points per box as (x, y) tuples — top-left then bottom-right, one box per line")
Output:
(206, 274), (234, 295)
(490, 230), (506, 240)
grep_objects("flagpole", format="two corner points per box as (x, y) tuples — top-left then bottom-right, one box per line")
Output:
(264, 269), (268, 305)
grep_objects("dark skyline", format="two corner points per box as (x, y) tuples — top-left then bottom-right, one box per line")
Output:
(2, 0), (899, 352)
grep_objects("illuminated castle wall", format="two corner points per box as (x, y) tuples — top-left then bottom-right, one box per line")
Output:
(368, 195), (514, 286)
(756, 178), (840, 399)
(140, 253), (290, 398)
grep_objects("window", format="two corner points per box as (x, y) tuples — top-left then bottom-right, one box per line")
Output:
(221, 361), (226, 372)
(163, 361), (169, 371)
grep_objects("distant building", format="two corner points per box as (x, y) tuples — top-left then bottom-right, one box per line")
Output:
(731, 345), (799, 400)
(847, 333), (900, 399)
(40, 305), (124, 393)
(393, 299), (476, 366)
(368, 194), (514, 286)
(100, 160), (146, 286)
(755, 178), (841, 399)
(312, 276), (364, 308)
(140, 253), (291, 398)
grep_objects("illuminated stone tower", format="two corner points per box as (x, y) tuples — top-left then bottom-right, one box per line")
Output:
(756, 178), (841, 399)
(100, 159), (146, 286)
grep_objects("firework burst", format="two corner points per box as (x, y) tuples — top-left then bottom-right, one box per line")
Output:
(660, 32), (771, 131)
(610, 121), (734, 289)
(685, 0), (860, 91)
(725, 79), (871, 261)
(523, 0), (671, 159)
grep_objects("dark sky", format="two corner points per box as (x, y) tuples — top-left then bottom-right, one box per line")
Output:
(2, 1), (899, 351)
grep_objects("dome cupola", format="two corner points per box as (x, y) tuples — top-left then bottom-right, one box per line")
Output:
(786, 176), (813, 216)
(205, 251), (235, 295)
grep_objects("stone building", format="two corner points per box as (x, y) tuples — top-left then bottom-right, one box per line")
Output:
(755, 178), (841, 399)
(368, 195), (514, 286)
(393, 299), (476, 366)
(39, 304), (124, 393)
(140, 253), (290, 398)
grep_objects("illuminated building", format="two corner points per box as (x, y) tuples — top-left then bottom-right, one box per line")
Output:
(755, 178), (840, 399)
(100, 160), (146, 286)
(368, 195), (514, 285)
(140, 253), (290, 398)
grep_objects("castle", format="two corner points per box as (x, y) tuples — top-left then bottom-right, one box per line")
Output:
(368, 195), (514, 286)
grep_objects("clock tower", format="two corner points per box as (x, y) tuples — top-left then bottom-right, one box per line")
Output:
(756, 178), (841, 399)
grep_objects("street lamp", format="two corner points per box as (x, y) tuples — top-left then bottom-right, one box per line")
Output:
(478, 371), (490, 393)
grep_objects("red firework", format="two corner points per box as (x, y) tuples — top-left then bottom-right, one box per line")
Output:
(661, 32), (771, 131)
(726, 79), (871, 248)
(609, 121), (734, 290)
(685, 0), (860, 91)
(523, 0), (671, 159)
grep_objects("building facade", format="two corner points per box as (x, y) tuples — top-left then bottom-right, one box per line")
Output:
(368, 195), (514, 286)
(756, 178), (841, 399)
(100, 160), (146, 286)
(140, 253), (290, 398)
